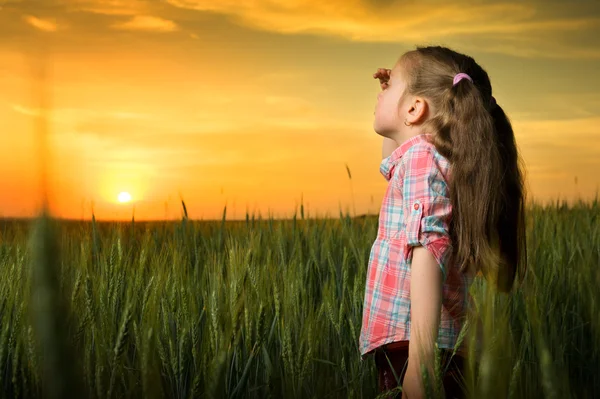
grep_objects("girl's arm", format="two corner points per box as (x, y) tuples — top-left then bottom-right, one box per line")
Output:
(402, 246), (443, 399)
(382, 137), (399, 159)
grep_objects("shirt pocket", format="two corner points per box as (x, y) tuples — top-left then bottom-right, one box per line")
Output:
(406, 198), (423, 247)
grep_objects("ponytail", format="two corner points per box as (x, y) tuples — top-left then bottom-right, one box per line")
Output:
(432, 77), (505, 286)
(402, 46), (527, 292)
(490, 104), (528, 291)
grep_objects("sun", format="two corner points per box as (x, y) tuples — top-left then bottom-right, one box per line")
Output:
(118, 192), (132, 203)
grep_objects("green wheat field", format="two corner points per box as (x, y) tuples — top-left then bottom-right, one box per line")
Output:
(0, 199), (599, 398)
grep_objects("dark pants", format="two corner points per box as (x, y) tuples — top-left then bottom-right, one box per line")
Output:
(374, 342), (466, 398)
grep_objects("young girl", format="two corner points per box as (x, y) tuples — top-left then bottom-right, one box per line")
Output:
(359, 46), (527, 398)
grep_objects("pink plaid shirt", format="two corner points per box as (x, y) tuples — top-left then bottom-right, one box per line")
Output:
(359, 134), (473, 358)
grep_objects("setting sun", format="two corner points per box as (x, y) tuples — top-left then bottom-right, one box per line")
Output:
(118, 192), (132, 203)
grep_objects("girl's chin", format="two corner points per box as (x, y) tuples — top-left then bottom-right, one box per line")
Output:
(373, 128), (387, 137)
(373, 126), (397, 139)
(373, 122), (387, 135)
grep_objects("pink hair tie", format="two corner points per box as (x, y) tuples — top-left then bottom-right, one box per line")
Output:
(453, 73), (472, 86)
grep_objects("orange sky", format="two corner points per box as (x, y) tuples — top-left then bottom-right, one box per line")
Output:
(1, 0), (599, 220)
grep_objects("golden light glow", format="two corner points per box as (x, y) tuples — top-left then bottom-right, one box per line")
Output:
(0, 0), (597, 221)
(118, 192), (132, 203)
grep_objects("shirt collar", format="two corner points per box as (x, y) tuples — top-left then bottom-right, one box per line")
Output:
(388, 133), (433, 163)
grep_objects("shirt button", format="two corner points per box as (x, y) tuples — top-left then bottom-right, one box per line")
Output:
(414, 203), (420, 210)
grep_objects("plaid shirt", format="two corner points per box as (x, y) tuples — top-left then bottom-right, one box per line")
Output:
(359, 134), (473, 358)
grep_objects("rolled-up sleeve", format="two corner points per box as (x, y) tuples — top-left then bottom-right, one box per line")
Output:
(380, 155), (396, 181)
(398, 144), (452, 280)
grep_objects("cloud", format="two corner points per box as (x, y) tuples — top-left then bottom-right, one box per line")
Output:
(513, 116), (600, 181)
(514, 116), (600, 147)
(163, 0), (600, 59)
(11, 104), (39, 117)
(23, 15), (58, 32)
(10, 104), (153, 124)
(6, 1), (598, 59)
(69, 0), (147, 16)
(111, 15), (179, 32)
(473, 43), (600, 60)
(165, 0), (598, 40)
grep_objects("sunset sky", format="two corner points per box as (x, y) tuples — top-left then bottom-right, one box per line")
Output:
(1, 0), (599, 220)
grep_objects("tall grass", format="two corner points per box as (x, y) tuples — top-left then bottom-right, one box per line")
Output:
(0, 198), (598, 398)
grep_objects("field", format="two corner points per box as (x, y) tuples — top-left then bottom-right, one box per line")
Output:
(0, 199), (599, 398)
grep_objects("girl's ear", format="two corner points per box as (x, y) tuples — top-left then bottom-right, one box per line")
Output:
(406, 97), (428, 125)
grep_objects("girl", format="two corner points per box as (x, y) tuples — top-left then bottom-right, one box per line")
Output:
(359, 46), (527, 398)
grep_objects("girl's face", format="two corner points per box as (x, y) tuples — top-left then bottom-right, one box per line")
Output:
(373, 65), (410, 138)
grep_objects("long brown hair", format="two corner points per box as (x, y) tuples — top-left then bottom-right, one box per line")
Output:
(399, 46), (527, 292)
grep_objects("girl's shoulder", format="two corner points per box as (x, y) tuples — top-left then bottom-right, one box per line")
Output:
(399, 138), (451, 185)
(402, 137), (449, 169)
